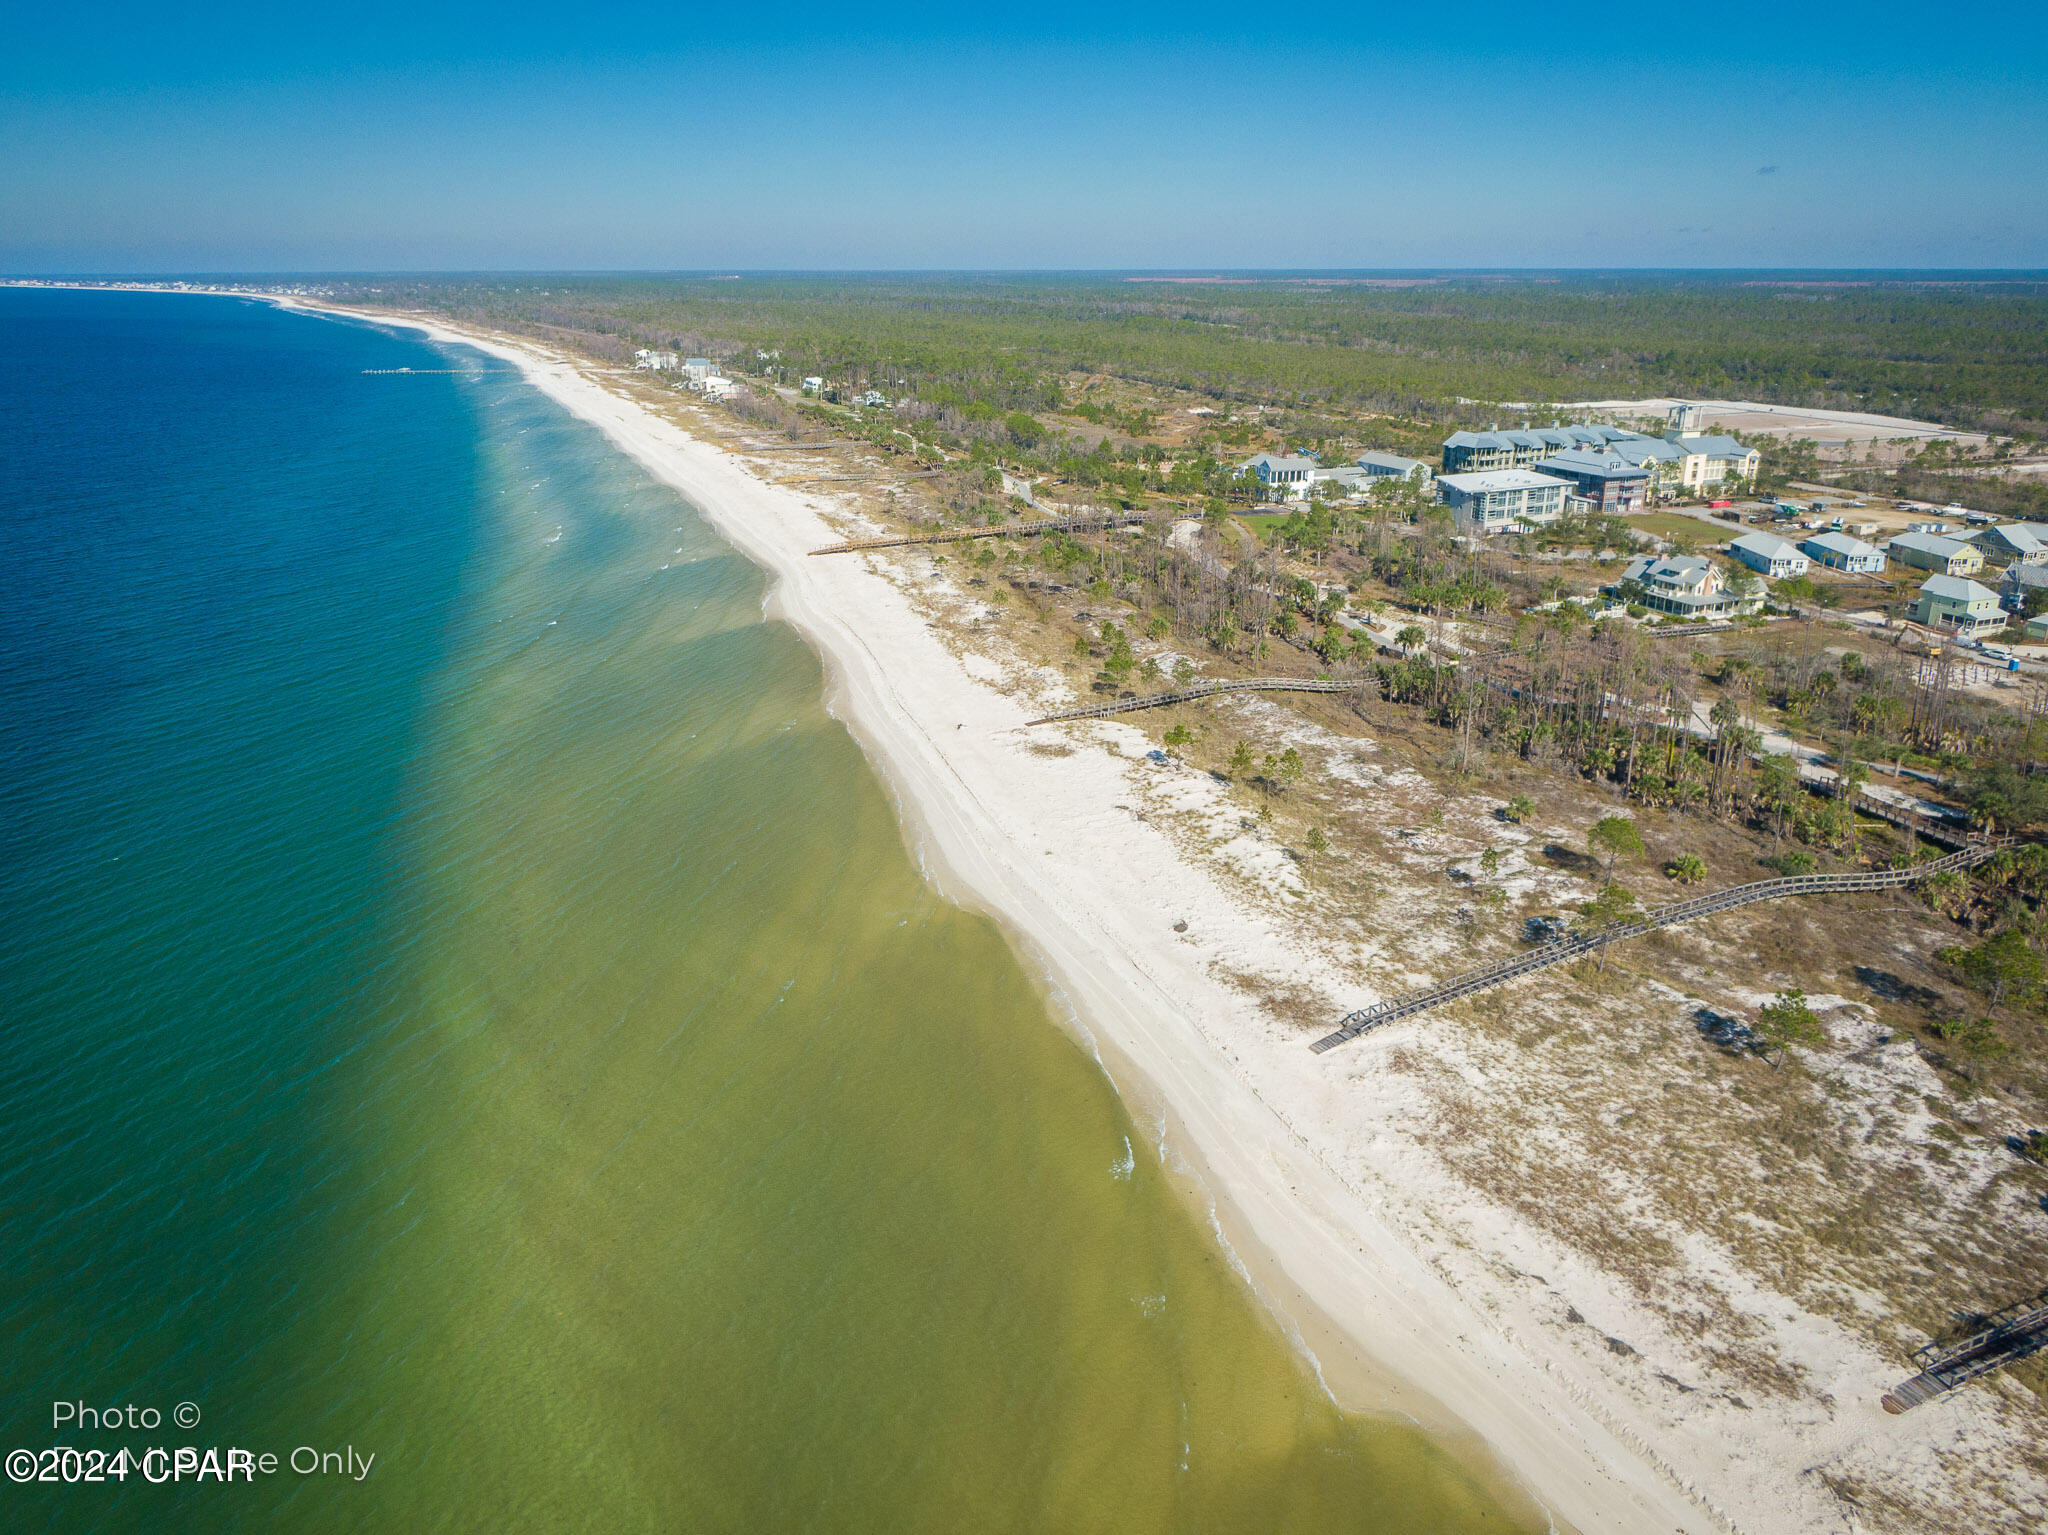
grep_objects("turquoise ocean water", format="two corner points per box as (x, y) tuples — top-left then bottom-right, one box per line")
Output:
(0, 290), (1533, 1533)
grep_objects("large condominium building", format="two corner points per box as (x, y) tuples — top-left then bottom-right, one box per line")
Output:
(1441, 410), (1756, 499)
(1664, 433), (1762, 492)
(1530, 449), (1650, 514)
(1435, 468), (1571, 534)
(1440, 423), (1643, 474)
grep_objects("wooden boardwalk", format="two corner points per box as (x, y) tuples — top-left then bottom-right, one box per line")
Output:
(1853, 790), (1976, 849)
(1309, 841), (2007, 1054)
(809, 508), (1175, 555)
(1883, 1293), (2048, 1412)
(1024, 676), (1360, 726)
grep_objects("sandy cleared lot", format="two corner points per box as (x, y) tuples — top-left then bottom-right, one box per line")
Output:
(1556, 397), (1989, 450)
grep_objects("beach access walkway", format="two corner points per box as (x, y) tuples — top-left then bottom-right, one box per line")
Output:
(809, 507), (1179, 555)
(1310, 841), (2008, 1054)
(1883, 1291), (2048, 1412)
(1024, 676), (1360, 726)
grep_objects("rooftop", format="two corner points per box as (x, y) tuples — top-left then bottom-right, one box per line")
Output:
(1534, 449), (1650, 481)
(1889, 531), (1974, 557)
(1356, 450), (1428, 473)
(1801, 531), (1882, 558)
(1731, 531), (1802, 559)
(1919, 574), (2000, 603)
(1439, 468), (1575, 492)
(1671, 433), (1755, 459)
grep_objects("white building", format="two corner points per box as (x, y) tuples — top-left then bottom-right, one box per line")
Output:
(1309, 465), (1372, 498)
(1799, 531), (1886, 572)
(700, 375), (740, 401)
(1355, 451), (1431, 484)
(1435, 468), (1571, 534)
(1665, 432), (1761, 492)
(801, 376), (824, 395)
(1241, 453), (1316, 501)
(683, 357), (715, 383)
(634, 349), (681, 371)
(1729, 531), (1810, 579)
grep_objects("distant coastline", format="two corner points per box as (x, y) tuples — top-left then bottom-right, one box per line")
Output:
(41, 280), (1953, 1535)
(254, 291), (1728, 1535)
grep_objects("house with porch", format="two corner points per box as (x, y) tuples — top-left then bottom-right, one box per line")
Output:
(1241, 453), (1315, 501)
(1614, 555), (1760, 619)
(1997, 561), (2048, 613)
(1910, 575), (2006, 640)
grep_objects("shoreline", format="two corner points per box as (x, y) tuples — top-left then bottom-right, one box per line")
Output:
(280, 296), (1720, 1534)
(36, 283), (1772, 1530)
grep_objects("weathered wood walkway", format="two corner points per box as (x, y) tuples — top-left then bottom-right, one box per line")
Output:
(1309, 841), (2007, 1054)
(1852, 790), (1976, 849)
(1883, 1293), (2048, 1412)
(1024, 676), (1360, 726)
(808, 508), (1175, 555)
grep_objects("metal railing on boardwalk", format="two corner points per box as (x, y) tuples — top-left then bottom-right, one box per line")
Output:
(809, 509), (1171, 555)
(1024, 677), (1360, 726)
(1309, 841), (2008, 1054)
(1882, 1293), (2048, 1412)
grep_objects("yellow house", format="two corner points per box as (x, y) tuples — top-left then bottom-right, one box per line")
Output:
(1886, 532), (1983, 577)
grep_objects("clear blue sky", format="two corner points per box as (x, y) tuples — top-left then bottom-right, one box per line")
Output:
(6, 1), (2044, 272)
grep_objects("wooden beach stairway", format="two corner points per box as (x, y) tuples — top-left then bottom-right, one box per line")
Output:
(1882, 1291), (2048, 1412)
(1024, 676), (1360, 726)
(809, 508), (1173, 555)
(1309, 841), (2008, 1054)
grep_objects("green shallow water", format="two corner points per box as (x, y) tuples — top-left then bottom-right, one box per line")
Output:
(0, 293), (1538, 1533)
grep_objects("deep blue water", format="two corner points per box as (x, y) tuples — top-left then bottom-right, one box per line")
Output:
(0, 290), (1531, 1535)
(0, 289), (492, 1525)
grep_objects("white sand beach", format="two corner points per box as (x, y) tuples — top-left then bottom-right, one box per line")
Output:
(246, 297), (2039, 1535)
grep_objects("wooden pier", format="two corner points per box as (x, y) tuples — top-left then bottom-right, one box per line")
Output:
(1883, 1291), (2048, 1412)
(1309, 841), (2008, 1054)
